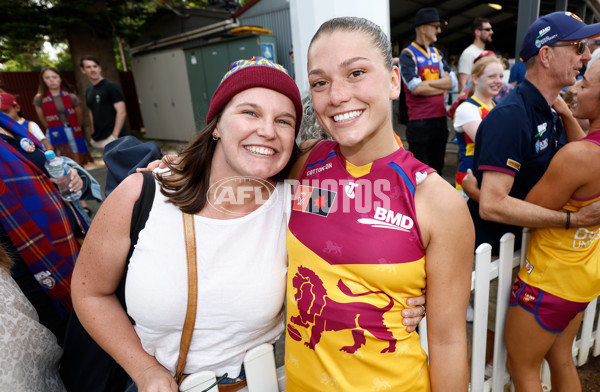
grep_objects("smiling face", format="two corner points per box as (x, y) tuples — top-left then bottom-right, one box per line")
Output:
(42, 69), (62, 91)
(211, 87), (296, 181)
(473, 62), (504, 99)
(307, 30), (400, 162)
(569, 61), (600, 125)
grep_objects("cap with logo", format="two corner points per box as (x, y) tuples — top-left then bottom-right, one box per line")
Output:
(414, 8), (441, 27)
(519, 11), (600, 61)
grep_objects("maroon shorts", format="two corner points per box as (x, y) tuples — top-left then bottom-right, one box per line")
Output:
(510, 276), (588, 333)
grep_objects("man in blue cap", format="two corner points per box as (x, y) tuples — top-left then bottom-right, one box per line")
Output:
(400, 7), (457, 175)
(468, 11), (600, 253)
(464, 11), (600, 374)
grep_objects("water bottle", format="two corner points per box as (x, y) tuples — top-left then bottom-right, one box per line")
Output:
(44, 150), (81, 202)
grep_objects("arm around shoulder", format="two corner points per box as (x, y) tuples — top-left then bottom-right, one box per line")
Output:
(525, 143), (600, 228)
(416, 174), (473, 391)
(479, 170), (569, 228)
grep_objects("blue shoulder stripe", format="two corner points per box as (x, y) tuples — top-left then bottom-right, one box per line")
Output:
(305, 151), (337, 169)
(387, 161), (415, 196)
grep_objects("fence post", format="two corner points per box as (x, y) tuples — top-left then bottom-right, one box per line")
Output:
(577, 298), (598, 366)
(418, 315), (428, 356)
(594, 300), (600, 357)
(471, 242), (492, 392)
(491, 233), (515, 391)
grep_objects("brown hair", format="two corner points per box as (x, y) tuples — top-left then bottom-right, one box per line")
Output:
(309, 17), (393, 70)
(472, 17), (491, 35)
(0, 245), (12, 274)
(79, 55), (100, 68)
(36, 67), (75, 97)
(157, 115), (300, 214)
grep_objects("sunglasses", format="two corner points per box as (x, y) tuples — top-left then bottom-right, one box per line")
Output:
(428, 23), (441, 29)
(479, 27), (493, 32)
(549, 40), (588, 55)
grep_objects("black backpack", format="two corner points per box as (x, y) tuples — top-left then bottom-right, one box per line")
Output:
(60, 171), (155, 392)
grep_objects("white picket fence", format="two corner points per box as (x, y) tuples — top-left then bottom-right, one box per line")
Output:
(419, 229), (600, 391)
(189, 228), (600, 392)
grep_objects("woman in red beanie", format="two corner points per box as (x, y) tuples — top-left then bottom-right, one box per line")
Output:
(72, 57), (303, 392)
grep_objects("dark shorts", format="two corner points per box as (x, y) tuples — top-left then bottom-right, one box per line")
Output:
(510, 276), (588, 333)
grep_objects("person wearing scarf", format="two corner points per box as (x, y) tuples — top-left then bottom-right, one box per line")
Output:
(0, 111), (85, 344)
(34, 66), (94, 166)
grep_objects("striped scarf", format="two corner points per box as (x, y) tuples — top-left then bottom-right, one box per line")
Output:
(0, 112), (77, 318)
(43, 90), (91, 155)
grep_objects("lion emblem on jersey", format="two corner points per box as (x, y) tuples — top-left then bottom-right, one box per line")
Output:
(287, 265), (397, 353)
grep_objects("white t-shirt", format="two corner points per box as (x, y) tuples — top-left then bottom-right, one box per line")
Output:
(126, 180), (288, 378)
(458, 44), (484, 84)
(453, 100), (482, 132)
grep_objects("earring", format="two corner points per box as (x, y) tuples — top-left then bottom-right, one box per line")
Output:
(212, 134), (219, 141)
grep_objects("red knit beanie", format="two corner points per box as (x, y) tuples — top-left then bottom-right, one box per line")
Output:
(207, 56), (302, 136)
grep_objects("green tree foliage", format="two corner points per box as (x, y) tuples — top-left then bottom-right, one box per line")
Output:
(0, 0), (209, 70)
(0, 0), (210, 134)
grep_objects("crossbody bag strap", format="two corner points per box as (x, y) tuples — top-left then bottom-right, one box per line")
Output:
(175, 212), (198, 385)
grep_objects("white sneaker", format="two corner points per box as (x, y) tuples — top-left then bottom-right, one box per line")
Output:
(484, 364), (493, 379)
(467, 302), (474, 322)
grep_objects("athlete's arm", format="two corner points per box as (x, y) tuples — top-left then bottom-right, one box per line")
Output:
(525, 140), (600, 228)
(417, 173), (473, 391)
(479, 170), (571, 228)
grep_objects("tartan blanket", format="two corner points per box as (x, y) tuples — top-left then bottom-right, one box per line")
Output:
(0, 112), (76, 317)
